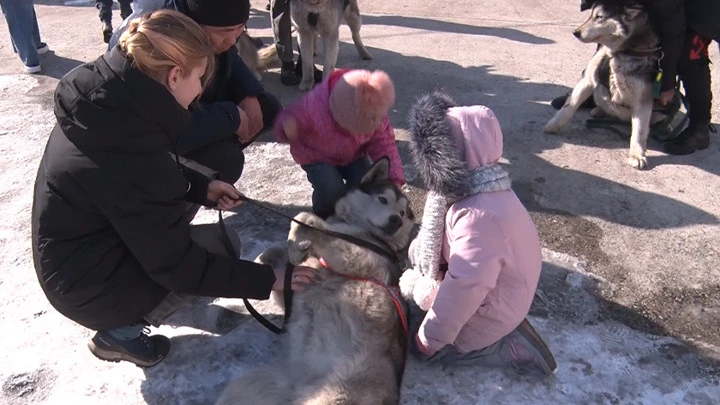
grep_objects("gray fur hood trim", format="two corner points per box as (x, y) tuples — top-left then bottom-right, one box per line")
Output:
(407, 91), (469, 197)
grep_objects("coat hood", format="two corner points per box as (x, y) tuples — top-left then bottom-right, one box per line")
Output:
(408, 91), (504, 197)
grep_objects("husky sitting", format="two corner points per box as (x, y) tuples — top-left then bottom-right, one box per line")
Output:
(216, 157), (415, 405)
(291, 0), (373, 90)
(544, 0), (668, 169)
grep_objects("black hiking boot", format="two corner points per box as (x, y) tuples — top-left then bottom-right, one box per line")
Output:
(280, 61), (302, 86)
(101, 21), (113, 44)
(551, 92), (596, 110)
(88, 329), (171, 368)
(663, 122), (713, 155)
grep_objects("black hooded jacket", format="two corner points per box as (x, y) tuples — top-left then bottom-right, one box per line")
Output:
(31, 47), (275, 331)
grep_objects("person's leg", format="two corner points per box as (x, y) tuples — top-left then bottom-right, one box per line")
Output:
(338, 156), (371, 186)
(301, 162), (348, 219)
(96, 0), (114, 43)
(271, 0), (301, 85)
(118, 0), (133, 20)
(417, 319), (557, 375)
(664, 31), (713, 155)
(0, 0), (41, 71)
(182, 138), (246, 184)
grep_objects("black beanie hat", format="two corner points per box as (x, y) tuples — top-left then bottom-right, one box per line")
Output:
(185, 0), (250, 27)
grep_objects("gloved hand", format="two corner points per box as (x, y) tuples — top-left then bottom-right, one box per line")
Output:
(399, 268), (440, 312)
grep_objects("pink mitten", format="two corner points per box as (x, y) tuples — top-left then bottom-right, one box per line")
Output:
(399, 268), (440, 312)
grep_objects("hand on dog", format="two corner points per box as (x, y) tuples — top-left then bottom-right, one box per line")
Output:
(282, 116), (298, 141)
(207, 180), (243, 210)
(238, 96), (264, 139)
(235, 107), (251, 142)
(272, 265), (318, 292)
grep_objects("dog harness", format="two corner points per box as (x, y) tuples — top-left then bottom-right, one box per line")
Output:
(319, 257), (409, 339)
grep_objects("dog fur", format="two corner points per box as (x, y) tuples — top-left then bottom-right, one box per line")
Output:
(543, 0), (667, 169)
(235, 31), (280, 82)
(291, 0), (373, 90)
(215, 158), (415, 405)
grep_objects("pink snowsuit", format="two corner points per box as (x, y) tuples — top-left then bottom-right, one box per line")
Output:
(416, 106), (543, 354)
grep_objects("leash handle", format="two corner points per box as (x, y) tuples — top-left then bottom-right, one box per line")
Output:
(217, 210), (292, 335)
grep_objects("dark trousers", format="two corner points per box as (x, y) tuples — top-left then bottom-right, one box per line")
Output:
(301, 157), (371, 218)
(182, 93), (282, 184)
(95, 0), (132, 24)
(271, 0), (294, 64)
(678, 31), (713, 125)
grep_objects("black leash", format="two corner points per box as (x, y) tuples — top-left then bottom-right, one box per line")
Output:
(215, 195), (399, 335)
(217, 210), (293, 334)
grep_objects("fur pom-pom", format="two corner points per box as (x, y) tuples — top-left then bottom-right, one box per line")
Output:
(355, 70), (395, 122)
(407, 91), (469, 197)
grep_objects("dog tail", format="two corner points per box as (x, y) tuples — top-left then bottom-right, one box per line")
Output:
(258, 45), (279, 70)
(215, 366), (291, 405)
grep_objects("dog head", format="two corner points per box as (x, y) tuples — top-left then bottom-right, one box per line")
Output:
(334, 157), (415, 252)
(573, 1), (649, 50)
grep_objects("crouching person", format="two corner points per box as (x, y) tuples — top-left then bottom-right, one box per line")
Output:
(31, 10), (314, 368)
(400, 91), (557, 375)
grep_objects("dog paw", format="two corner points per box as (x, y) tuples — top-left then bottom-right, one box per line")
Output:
(298, 80), (314, 91)
(543, 120), (562, 134)
(287, 239), (311, 265)
(627, 154), (648, 170)
(359, 49), (372, 60)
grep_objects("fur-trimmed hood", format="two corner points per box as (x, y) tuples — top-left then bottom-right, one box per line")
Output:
(407, 91), (504, 197)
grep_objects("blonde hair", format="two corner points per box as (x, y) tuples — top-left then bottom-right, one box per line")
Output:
(118, 9), (214, 89)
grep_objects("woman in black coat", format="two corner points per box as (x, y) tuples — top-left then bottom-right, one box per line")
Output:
(31, 10), (314, 368)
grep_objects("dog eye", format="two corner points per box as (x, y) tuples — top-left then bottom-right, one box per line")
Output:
(378, 196), (388, 204)
(400, 210), (405, 217)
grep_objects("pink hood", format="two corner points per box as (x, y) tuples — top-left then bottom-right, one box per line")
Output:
(446, 106), (504, 170)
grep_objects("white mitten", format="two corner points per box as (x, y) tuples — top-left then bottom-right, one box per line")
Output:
(399, 268), (440, 312)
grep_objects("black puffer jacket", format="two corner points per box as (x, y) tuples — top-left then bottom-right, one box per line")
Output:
(31, 47), (275, 331)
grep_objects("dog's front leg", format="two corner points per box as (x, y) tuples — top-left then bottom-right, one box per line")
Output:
(321, 27), (340, 81)
(592, 85), (632, 121)
(543, 76), (594, 133)
(287, 212), (328, 264)
(297, 29), (316, 91)
(628, 101), (653, 169)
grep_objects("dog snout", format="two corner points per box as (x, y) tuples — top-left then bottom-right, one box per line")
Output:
(573, 30), (582, 39)
(382, 215), (403, 235)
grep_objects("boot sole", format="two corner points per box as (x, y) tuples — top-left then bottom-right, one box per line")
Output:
(88, 340), (166, 368)
(515, 319), (558, 375)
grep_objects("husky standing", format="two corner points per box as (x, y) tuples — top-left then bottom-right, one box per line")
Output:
(290, 0), (373, 90)
(216, 158), (415, 405)
(544, 0), (668, 169)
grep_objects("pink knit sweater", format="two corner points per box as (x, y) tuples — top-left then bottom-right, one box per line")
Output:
(274, 69), (406, 185)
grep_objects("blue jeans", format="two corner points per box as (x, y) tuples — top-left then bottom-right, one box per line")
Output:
(301, 157), (371, 218)
(1, 0), (42, 67)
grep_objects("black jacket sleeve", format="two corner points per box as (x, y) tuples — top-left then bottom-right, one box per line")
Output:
(647, 0), (687, 91)
(227, 49), (265, 101)
(172, 153), (219, 205)
(176, 101), (241, 154)
(100, 185), (276, 300)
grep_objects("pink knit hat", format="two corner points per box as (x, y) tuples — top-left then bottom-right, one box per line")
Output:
(329, 70), (395, 134)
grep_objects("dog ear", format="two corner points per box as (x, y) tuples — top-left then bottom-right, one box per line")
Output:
(361, 157), (390, 185)
(623, 6), (642, 20)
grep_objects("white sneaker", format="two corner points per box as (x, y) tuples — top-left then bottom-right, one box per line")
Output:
(37, 42), (49, 55)
(24, 65), (42, 74)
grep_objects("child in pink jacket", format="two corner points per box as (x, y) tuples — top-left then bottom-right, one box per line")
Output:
(275, 69), (406, 218)
(400, 91), (557, 375)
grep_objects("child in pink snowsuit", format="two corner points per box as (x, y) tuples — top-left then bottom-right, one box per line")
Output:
(275, 69), (406, 218)
(400, 91), (557, 375)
